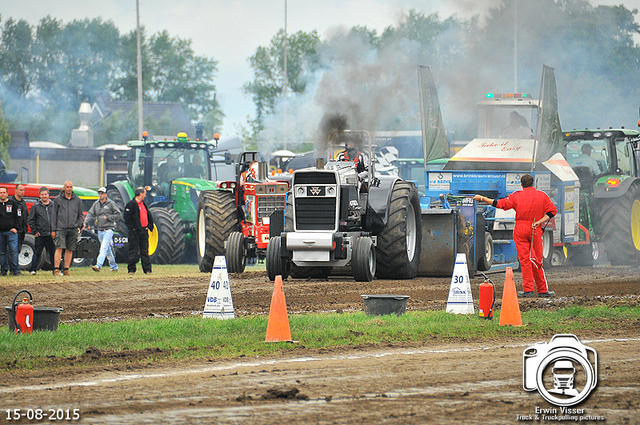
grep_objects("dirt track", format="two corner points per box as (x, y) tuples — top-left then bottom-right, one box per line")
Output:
(1, 265), (639, 424)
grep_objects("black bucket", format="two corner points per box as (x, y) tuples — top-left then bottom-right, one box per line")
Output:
(5, 306), (63, 332)
(361, 294), (410, 316)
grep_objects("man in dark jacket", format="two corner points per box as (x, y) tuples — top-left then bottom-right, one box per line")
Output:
(0, 186), (20, 276)
(51, 181), (85, 276)
(124, 187), (154, 274)
(28, 187), (56, 275)
(11, 184), (28, 253)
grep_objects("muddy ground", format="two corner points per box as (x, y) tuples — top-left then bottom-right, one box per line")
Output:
(0, 266), (639, 424)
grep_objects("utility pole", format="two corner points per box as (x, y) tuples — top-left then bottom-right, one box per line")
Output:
(136, 0), (144, 139)
(513, 0), (518, 93)
(283, 0), (288, 150)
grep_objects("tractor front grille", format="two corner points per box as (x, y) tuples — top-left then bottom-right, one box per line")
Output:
(257, 195), (286, 219)
(295, 197), (336, 230)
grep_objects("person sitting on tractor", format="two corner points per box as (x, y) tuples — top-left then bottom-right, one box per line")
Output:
(185, 155), (205, 178)
(568, 143), (600, 176)
(240, 161), (259, 185)
(157, 156), (180, 195)
(500, 111), (534, 139)
(337, 140), (369, 175)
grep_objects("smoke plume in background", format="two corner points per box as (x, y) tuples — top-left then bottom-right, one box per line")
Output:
(260, 0), (640, 156)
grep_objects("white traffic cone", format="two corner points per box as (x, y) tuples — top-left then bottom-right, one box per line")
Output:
(445, 253), (475, 314)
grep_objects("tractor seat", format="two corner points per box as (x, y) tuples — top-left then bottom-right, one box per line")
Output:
(572, 166), (596, 193)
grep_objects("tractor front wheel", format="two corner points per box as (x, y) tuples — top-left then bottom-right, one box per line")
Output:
(226, 231), (246, 273)
(266, 236), (290, 281)
(352, 237), (376, 282)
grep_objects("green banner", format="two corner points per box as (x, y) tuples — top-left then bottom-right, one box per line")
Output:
(418, 66), (449, 164)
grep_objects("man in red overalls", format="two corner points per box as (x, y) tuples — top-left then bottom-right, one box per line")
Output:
(474, 174), (556, 298)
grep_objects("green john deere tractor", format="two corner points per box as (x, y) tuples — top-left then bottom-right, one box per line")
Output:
(561, 128), (640, 266)
(107, 132), (234, 265)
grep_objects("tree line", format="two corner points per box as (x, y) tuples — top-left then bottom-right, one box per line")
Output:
(0, 15), (222, 151)
(1, 0), (640, 157)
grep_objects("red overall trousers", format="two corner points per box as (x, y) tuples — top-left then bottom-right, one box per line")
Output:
(496, 187), (557, 293)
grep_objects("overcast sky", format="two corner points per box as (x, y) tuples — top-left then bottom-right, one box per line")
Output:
(1, 0), (635, 136)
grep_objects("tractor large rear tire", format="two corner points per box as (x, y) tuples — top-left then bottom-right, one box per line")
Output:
(375, 181), (422, 279)
(197, 190), (238, 272)
(148, 207), (186, 264)
(600, 182), (640, 265)
(226, 231), (246, 273)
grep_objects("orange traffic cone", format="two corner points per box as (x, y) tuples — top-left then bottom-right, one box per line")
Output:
(265, 275), (292, 342)
(499, 267), (523, 326)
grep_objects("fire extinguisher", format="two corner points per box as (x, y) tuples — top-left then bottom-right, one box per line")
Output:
(12, 290), (34, 334)
(478, 272), (494, 320)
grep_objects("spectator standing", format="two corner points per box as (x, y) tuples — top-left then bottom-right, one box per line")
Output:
(28, 187), (56, 275)
(11, 184), (28, 253)
(0, 186), (20, 276)
(124, 187), (153, 274)
(85, 187), (120, 272)
(51, 181), (85, 276)
(474, 174), (557, 298)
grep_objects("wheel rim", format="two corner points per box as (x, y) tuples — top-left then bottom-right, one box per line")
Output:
(551, 248), (564, 266)
(484, 236), (492, 265)
(542, 232), (551, 260)
(405, 202), (417, 261)
(368, 244), (376, 277)
(198, 208), (206, 256)
(592, 243), (599, 261)
(631, 199), (640, 250)
(19, 245), (34, 268)
(148, 224), (159, 256)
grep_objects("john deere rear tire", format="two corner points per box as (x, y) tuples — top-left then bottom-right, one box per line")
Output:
(226, 231), (246, 273)
(375, 181), (422, 279)
(148, 207), (186, 264)
(600, 182), (640, 265)
(197, 190), (238, 272)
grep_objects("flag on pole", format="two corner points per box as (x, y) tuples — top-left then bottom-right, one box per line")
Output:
(533, 64), (563, 165)
(418, 65), (449, 164)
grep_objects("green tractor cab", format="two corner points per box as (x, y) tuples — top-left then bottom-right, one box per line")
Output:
(562, 128), (640, 265)
(108, 132), (225, 264)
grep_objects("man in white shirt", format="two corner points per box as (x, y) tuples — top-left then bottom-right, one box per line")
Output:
(568, 144), (600, 175)
(500, 111), (534, 139)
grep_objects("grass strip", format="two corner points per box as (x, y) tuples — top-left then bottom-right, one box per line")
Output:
(1, 305), (638, 370)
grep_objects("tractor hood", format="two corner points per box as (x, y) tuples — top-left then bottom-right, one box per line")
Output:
(173, 178), (220, 191)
